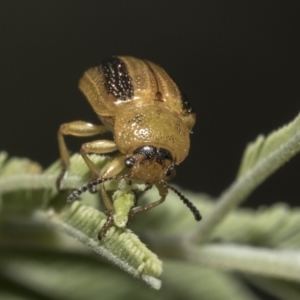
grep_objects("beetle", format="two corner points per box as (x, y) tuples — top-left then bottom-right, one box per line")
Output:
(57, 56), (201, 239)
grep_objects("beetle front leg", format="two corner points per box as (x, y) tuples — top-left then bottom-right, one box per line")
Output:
(57, 121), (108, 190)
(77, 140), (120, 219)
(80, 140), (119, 179)
(81, 153), (126, 215)
(95, 154), (127, 240)
(129, 182), (168, 218)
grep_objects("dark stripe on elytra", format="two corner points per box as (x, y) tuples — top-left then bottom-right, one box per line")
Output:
(100, 56), (134, 101)
(168, 73), (193, 114)
(180, 92), (193, 114)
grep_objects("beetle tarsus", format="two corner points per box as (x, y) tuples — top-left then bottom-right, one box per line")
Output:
(98, 215), (114, 240)
(56, 169), (67, 191)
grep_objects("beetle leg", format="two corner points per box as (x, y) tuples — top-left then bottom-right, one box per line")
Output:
(129, 182), (168, 217)
(98, 215), (114, 241)
(95, 154), (127, 240)
(57, 121), (108, 190)
(94, 154), (127, 215)
(79, 140), (120, 207)
(80, 140), (119, 178)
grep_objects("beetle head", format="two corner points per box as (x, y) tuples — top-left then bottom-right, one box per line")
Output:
(124, 146), (176, 183)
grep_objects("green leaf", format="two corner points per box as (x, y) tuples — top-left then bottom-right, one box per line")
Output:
(191, 112), (300, 243)
(0, 153), (162, 289)
(43, 202), (163, 280)
(0, 246), (260, 300)
(237, 112), (300, 178)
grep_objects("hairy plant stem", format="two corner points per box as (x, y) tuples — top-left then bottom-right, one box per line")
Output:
(0, 174), (83, 193)
(189, 130), (300, 244)
(142, 232), (300, 282)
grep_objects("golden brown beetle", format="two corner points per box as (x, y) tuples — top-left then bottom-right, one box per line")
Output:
(57, 56), (201, 239)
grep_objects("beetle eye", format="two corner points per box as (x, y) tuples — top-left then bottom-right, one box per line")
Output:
(165, 165), (175, 177)
(125, 157), (136, 168)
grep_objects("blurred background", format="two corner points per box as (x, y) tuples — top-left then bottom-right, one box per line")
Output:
(1, 1), (300, 207)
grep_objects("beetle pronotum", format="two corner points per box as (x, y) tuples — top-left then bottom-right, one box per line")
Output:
(57, 56), (201, 239)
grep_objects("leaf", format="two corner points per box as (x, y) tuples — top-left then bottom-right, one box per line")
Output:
(0, 248), (162, 300)
(132, 187), (300, 286)
(43, 202), (163, 281)
(132, 187), (300, 250)
(191, 112), (300, 243)
(0, 245), (260, 300)
(245, 276), (300, 300)
(0, 153), (162, 289)
(237, 112), (300, 178)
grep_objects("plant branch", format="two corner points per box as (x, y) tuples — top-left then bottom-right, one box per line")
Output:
(0, 174), (83, 194)
(185, 244), (300, 282)
(34, 209), (162, 290)
(143, 232), (300, 282)
(189, 129), (300, 243)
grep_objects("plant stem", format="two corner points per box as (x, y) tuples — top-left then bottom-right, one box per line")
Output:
(189, 130), (300, 244)
(143, 233), (300, 282)
(0, 174), (84, 194)
(187, 244), (300, 282)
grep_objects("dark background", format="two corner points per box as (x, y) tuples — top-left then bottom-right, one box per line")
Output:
(1, 1), (300, 207)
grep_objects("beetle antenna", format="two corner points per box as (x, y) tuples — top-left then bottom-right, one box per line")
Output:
(160, 181), (202, 221)
(67, 174), (130, 202)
